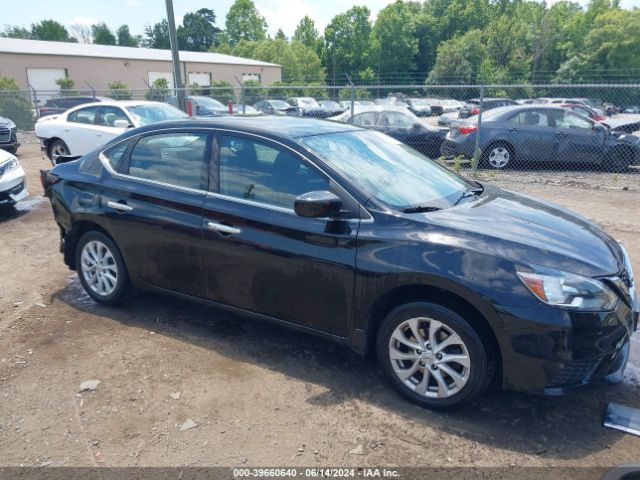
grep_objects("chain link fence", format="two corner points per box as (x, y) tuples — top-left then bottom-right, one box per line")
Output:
(1, 83), (639, 175)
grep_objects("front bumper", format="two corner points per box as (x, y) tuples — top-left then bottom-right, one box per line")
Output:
(0, 166), (28, 205)
(498, 294), (637, 395)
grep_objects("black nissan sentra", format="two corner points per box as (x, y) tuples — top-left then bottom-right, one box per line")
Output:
(42, 117), (637, 408)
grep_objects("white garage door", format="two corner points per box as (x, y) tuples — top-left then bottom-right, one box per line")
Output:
(148, 72), (174, 89)
(27, 68), (67, 96)
(188, 72), (211, 87)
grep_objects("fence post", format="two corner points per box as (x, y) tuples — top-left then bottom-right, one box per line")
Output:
(28, 84), (39, 118)
(472, 84), (485, 173)
(346, 74), (355, 118)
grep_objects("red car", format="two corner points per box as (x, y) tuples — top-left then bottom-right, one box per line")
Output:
(560, 103), (608, 122)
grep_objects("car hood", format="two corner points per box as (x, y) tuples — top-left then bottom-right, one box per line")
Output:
(418, 186), (623, 277)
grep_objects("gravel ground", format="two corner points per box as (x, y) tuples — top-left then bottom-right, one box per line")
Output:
(0, 135), (639, 473)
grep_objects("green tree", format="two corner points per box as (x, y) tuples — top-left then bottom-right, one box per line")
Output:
(178, 8), (222, 51)
(142, 20), (170, 49)
(241, 79), (265, 104)
(323, 6), (373, 83)
(145, 78), (169, 101)
(116, 25), (140, 47)
(92, 22), (116, 45)
(188, 82), (203, 95)
(1, 26), (32, 39)
(225, 0), (267, 46)
(373, 1), (421, 76)
(108, 80), (131, 100)
(31, 20), (76, 42)
(0, 77), (35, 130)
(275, 29), (287, 41)
(293, 16), (320, 52)
(55, 77), (77, 96)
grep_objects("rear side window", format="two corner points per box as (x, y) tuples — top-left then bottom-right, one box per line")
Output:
(127, 133), (209, 190)
(102, 141), (131, 173)
(68, 106), (98, 124)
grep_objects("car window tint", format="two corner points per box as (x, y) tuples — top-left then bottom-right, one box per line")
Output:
(68, 106), (98, 124)
(128, 133), (208, 190)
(97, 107), (130, 127)
(102, 141), (131, 173)
(508, 110), (550, 127)
(558, 111), (592, 130)
(219, 135), (329, 209)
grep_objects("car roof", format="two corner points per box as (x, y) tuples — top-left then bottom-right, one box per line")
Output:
(124, 116), (362, 140)
(66, 100), (167, 112)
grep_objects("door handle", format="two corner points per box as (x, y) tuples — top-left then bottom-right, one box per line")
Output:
(106, 201), (133, 212)
(205, 221), (241, 235)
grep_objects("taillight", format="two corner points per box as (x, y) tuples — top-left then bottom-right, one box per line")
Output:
(470, 107), (480, 116)
(458, 125), (478, 135)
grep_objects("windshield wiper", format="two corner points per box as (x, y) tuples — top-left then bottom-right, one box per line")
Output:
(401, 205), (442, 213)
(454, 183), (484, 205)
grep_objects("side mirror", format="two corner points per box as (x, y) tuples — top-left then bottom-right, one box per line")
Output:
(294, 191), (342, 218)
(114, 119), (132, 129)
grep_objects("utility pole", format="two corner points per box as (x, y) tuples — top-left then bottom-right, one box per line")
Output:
(165, 0), (185, 111)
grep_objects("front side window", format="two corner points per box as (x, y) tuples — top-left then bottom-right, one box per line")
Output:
(97, 107), (130, 127)
(557, 111), (592, 130)
(219, 135), (329, 209)
(68, 106), (98, 124)
(299, 130), (467, 210)
(128, 133), (208, 190)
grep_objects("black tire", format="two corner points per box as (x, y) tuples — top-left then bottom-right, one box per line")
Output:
(75, 230), (132, 305)
(48, 139), (69, 164)
(376, 302), (493, 409)
(481, 142), (514, 170)
(604, 146), (632, 172)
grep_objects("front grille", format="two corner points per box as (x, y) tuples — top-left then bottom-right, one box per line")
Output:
(0, 125), (10, 143)
(547, 356), (602, 388)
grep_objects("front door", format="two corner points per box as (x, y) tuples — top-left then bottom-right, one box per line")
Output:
(554, 110), (604, 164)
(201, 133), (359, 336)
(100, 130), (210, 296)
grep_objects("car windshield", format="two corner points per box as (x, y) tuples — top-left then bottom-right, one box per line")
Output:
(194, 97), (225, 109)
(269, 100), (290, 109)
(127, 104), (188, 125)
(410, 99), (429, 107)
(299, 130), (467, 209)
(298, 98), (320, 107)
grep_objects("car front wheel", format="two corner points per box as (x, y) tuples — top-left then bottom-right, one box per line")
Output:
(48, 139), (69, 164)
(376, 302), (493, 409)
(76, 230), (131, 305)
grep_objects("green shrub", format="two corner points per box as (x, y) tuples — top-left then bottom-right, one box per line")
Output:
(0, 76), (35, 130)
(210, 80), (235, 103)
(188, 82), (202, 96)
(108, 81), (131, 100)
(145, 78), (169, 101)
(55, 77), (77, 96)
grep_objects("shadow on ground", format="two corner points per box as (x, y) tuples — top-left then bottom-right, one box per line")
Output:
(53, 279), (638, 461)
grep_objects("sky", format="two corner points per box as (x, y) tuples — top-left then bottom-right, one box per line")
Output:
(4, 0), (640, 40)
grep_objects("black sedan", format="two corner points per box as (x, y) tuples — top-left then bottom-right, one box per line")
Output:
(442, 105), (640, 171)
(42, 117), (637, 409)
(330, 106), (447, 158)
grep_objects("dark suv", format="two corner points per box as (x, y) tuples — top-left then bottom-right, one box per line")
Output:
(459, 98), (518, 118)
(41, 117), (637, 409)
(38, 96), (111, 118)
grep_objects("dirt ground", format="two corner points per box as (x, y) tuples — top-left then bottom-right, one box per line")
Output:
(1, 135), (639, 470)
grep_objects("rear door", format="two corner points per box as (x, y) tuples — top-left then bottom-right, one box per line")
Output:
(201, 133), (359, 336)
(64, 106), (101, 155)
(100, 130), (210, 296)
(554, 110), (604, 164)
(504, 109), (558, 163)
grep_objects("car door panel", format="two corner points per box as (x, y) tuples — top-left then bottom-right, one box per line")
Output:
(505, 110), (557, 163)
(201, 133), (359, 336)
(555, 112), (604, 164)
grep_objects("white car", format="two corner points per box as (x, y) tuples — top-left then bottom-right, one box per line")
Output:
(35, 100), (188, 163)
(0, 149), (28, 207)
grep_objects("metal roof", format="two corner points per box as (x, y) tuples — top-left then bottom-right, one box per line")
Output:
(0, 37), (280, 67)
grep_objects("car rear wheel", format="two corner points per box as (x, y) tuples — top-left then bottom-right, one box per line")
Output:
(76, 231), (131, 305)
(376, 302), (492, 409)
(48, 139), (69, 164)
(482, 143), (513, 169)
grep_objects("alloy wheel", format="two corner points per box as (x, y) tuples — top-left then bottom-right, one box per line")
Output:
(80, 240), (119, 297)
(388, 317), (471, 399)
(488, 146), (510, 169)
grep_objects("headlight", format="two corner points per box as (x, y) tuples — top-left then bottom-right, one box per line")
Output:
(516, 265), (618, 311)
(0, 157), (19, 177)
